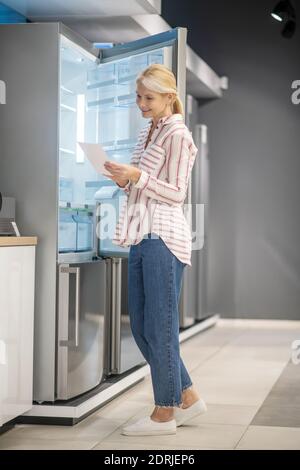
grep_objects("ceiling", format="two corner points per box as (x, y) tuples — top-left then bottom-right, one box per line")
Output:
(1, 0), (161, 18)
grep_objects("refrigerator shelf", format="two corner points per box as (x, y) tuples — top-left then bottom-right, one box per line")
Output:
(87, 77), (116, 89)
(60, 103), (76, 113)
(60, 147), (75, 155)
(87, 73), (138, 90)
(60, 85), (75, 95)
(59, 202), (95, 211)
(87, 96), (114, 108)
(101, 137), (137, 151)
(87, 100), (136, 110)
(103, 145), (136, 152)
(87, 92), (136, 110)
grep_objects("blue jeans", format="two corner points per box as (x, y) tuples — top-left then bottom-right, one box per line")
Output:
(128, 232), (193, 408)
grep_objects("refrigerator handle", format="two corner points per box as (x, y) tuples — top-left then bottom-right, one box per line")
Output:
(74, 267), (80, 347)
(110, 258), (121, 373)
(60, 266), (80, 347)
(116, 258), (122, 371)
(94, 201), (102, 258)
(95, 201), (101, 258)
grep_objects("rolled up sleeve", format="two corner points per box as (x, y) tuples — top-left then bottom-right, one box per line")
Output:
(116, 180), (131, 194)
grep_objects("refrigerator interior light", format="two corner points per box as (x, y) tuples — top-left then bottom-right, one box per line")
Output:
(76, 94), (85, 163)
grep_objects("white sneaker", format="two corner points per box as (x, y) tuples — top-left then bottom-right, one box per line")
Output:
(121, 416), (177, 436)
(174, 398), (207, 427)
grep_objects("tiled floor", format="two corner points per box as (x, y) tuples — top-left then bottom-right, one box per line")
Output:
(1, 318), (300, 450)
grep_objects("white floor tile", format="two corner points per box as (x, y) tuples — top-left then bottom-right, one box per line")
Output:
(188, 403), (259, 426)
(95, 421), (247, 450)
(0, 437), (98, 450)
(236, 425), (300, 450)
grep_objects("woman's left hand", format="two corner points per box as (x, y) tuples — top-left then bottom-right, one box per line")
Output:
(104, 161), (142, 184)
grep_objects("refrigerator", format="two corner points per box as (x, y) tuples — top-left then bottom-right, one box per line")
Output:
(179, 94), (210, 327)
(0, 22), (187, 402)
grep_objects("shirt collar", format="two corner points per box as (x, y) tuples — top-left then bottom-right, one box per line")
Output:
(150, 113), (183, 128)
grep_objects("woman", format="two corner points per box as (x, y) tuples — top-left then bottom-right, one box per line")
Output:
(104, 64), (207, 436)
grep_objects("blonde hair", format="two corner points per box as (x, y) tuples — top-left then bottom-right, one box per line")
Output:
(136, 63), (184, 115)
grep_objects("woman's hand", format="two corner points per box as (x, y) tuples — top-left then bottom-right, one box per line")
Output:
(105, 174), (130, 187)
(104, 161), (142, 184)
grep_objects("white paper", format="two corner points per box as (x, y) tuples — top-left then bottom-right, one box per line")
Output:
(77, 142), (113, 177)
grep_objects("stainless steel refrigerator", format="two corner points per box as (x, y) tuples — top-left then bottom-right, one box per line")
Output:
(0, 22), (187, 402)
(179, 94), (210, 327)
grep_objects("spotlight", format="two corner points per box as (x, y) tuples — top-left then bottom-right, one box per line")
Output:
(272, 12), (284, 22)
(271, 0), (295, 21)
(271, 0), (297, 38)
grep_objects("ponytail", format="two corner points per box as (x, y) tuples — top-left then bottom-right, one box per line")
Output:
(172, 95), (184, 115)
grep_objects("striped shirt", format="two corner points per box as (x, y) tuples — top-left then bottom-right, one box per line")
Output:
(112, 113), (198, 266)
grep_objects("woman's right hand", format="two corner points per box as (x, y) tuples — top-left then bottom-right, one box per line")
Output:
(105, 174), (129, 188)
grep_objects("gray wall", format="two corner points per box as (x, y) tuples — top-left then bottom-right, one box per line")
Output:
(163, 0), (300, 319)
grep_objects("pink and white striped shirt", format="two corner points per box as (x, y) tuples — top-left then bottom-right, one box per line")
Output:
(112, 113), (198, 266)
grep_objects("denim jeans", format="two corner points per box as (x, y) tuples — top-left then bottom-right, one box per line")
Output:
(128, 232), (193, 408)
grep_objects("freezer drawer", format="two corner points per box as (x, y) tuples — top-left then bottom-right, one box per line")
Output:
(56, 260), (107, 400)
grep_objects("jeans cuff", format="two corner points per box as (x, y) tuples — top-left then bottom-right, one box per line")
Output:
(155, 401), (182, 408)
(182, 382), (193, 392)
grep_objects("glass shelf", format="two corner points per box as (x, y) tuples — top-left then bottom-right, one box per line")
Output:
(87, 96), (114, 108)
(87, 92), (136, 110)
(60, 103), (76, 112)
(60, 147), (75, 155)
(59, 201), (95, 210)
(102, 145), (136, 152)
(88, 100), (136, 110)
(87, 73), (139, 89)
(87, 77), (116, 89)
(101, 137), (137, 152)
(60, 85), (75, 95)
